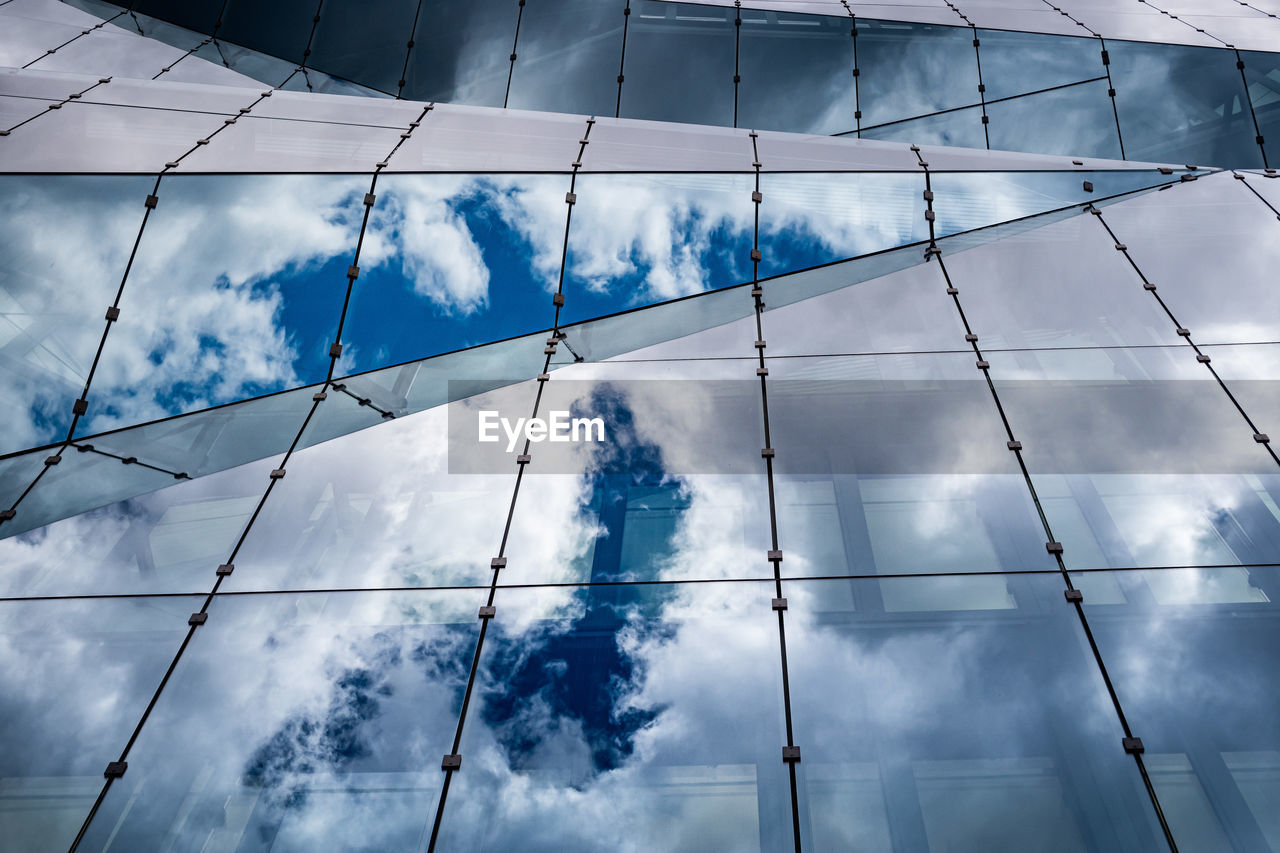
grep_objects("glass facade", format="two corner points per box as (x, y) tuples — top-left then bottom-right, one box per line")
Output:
(2, 0), (1280, 851)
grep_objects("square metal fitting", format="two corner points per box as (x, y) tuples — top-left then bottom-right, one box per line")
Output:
(44, 455), (61, 466)
(269, 469), (286, 479)
(329, 343), (343, 358)
(105, 306), (120, 321)
(537, 373), (550, 382)
(188, 612), (208, 626)
(1143, 283), (1157, 291)
(491, 557), (507, 569)
(1158, 167), (1173, 175)
(754, 340), (767, 349)
(73, 398), (88, 416)
(756, 367), (769, 377)
(782, 746), (802, 763)
(976, 360), (990, 370)
(925, 210), (935, 221)
(0, 509), (15, 521)
(946, 287), (958, 295)
(103, 761), (128, 778)
(750, 249), (762, 262)
(144, 194), (159, 209)
(347, 265), (360, 279)
(1196, 354), (1211, 363)
(1045, 541), (1064, 554)
(478, 605), (496, 619)
(517, 454), (531, 464)
(441, 754), (462, 770)
(964, 333), (979, 342)
(565, 192), (577, 205)
(312, 392), (327, 401)
(752, 191), (762, 203)
(1064, 589), (1083, 602)
(1082, 181), (1093, 192)
(1255, 433), (1271, 444)
(1007, 440), (1022, 451)
(772, 597), (788, 611)
(544, 346), (557, 355)
(216, 563), (234, 576)
(768, 550), (784, 563)
(1122, 737), (1145, 755)
(364, 193), (376, 206)
(1176, 328), (1190, 336)
(751, 287), (763, 298)
(761, 448), (775, 458)
(553, 293), (565, 306)
(923, 190), (934, 201)
(1114, 243), (1126, 251)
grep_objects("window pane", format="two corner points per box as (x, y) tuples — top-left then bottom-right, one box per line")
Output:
(433, 581), (793, 850)
(737, 10), (856, 135)
(77, 589), (479, 851)
(986, 80), (1123, 159)
(217, 0), (316, 66)
(976, 28), (1105, 102)
(307, 0), (419, 95)
(787, 573), (1167, 850)
(0, 595), (201, 852)
(506, 0), (625, 116)
(1109, 40), (1263, 168)
(619, 1), (736, 127)
(857, 19), (980, 128)
(401, 0), (519, 107)
(1081, 565), (1280, 850)
(861, 105), (988, 151)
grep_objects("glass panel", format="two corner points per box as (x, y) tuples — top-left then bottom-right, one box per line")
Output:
(342, 174), (568, 373)
(217, 0), (317, 66)
(857, 18), (980, 128)
(578, 116), (753, 171)
(976, 28), (1105, 102)
(0, 174), (154, 454)
(401, 0), (520, 108)
(787, 574), (1167, 850)
(0, 15), (84, 68)
(861, 105), (987, 151)
(387, 104), (585, 171)
(737, 10), (857, 136)
(929, 170), (1168, 237)
(619, 1), (736, 127)
(562, 173), (753, 324)
(766, 353), (1059, 579)
(1241, 49), (1280, 163)
(0, 595), (201, 853)
(0, 94), (56, 128)
(759, 172), (927, 277)
(0, 449), (45, 514)
(0, 455), (274, 594)
(1081, 565), (1280, 850)
(173, 115), (407, 172)
(194, 37), (299, 88)
(76, 589), (479, 851)
(506, 0), (625, 117)
(434, 580), (793, 851)
(130, 0), (224, 35)
(307, 0), (418, 95)
(988, 346), (1280, 569)
(941, 207), (1185, 349)
(33, 23), (187, 79)
(1099, 171), (1280, 344)
(1109, 40), (1262, 168)
(1201, 342), (1280, 440)
(986, 80), (1124, 159)
(81, 174), (367, 435)
(0, 100), (230, 172)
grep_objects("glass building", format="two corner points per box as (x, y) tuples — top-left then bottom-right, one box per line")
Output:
(2, 0), (1280, 850)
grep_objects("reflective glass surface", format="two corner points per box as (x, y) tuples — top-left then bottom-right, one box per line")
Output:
(401, 0), (519, 108)
(786, 574), (1167, 849)
(861, 105), (988, 151)
(986, 80), (1123, 160)
(1108, 40), (1263, 168)
(941, 207), (1185, 349)
(737, 10), (857, 136)
(505, 0), (625, 117)
(976, 28), (1105, 102)
(1201, 342), (1280, 440)
(1241, 49), (1280, 162)
(0, 595), (201, 853)
(434, 580), (793, 851)
(1081, 565), (1280, 850)
(619, 1), (736, 127)
(307, 0), (418, 95)
(130, 0), (223, 35)
(343, 174), (569, 372)
(857, 19), (981, 128)
(83, 174), (367, 434)
(77, 589), (479, 852)
(766, 352), (1060, 580)
(987, 346), (1280, 570)
(217, 0), (318, 67)
(0, 174), (154, 454)
(1100, 172), (1280, 344)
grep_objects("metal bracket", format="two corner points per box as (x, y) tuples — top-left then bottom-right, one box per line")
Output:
(782, 746), (802, 763)
(1122, 737), (1145, 755)
(1196, 354), (1211, 363)
(144, 194), (159, 209)
(103, 761), (127, 778)
(1064, 589), (1083, 602)
(105, 306), (120, 321)
(269, 469), (286, 479)
(772, 597), (788, 611)
(43, 455), (61, 466)
(768, 550), (784, 563)
(312, 392), (327, 401)
(216, 563), (234, 576)
(0, 509), (15, 521)
(1176, 328), (1190, 336)
(1007, 440), (1022, 450)
(553, 293), (565, 306)
(756, 367), (769, 377)
(329, 343), (343, 358)
(188, 612), (208, 626)
(364, 193), (376, 206)
(750, 249), (762, 262)
(761, 448), (775, 458)
(491, 557), (507, 569)
(976, 360), (990, 370)
(964, 333), (978, 342)
(442, 754), (462, 770)
(478, 605), (496, 619)
(347, 265), (359, 279)
(1045, 541), (1064, 554)
(73, 398), (88, 416)
(755, 340), (767, 349)
(517, 454), (531, 464)
(1255, 433), (1271, 444)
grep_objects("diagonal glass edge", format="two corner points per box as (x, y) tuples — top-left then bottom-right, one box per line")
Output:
(0, 177), (1172, 538)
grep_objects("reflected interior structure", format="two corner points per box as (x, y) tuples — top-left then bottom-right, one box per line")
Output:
(2, 0), (1280, 852)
